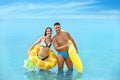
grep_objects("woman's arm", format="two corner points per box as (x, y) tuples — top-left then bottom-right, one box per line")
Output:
(29, 37), (43, 50)
(28, 37), (43, 55)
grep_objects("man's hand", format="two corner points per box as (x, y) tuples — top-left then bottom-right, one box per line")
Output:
(76, 50), (78, 54)
(67, 42), (72, 47)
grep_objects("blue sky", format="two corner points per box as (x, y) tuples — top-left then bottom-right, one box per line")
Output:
(0, 0), (120, 19)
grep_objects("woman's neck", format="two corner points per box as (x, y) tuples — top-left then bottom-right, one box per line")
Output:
(45, 35), (51, 38)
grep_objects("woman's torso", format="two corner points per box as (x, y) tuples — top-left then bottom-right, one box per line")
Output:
(38, 36), (52, 57)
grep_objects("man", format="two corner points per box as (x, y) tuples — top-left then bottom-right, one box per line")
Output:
(52, 22), (78, 73)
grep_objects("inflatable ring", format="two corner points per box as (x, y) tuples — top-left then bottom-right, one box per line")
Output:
(29, 45), (57, 70)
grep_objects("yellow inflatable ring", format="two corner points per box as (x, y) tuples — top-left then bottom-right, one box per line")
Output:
(29, 45), (57, 70)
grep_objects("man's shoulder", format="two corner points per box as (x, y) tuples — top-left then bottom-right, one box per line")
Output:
(62, 31), (70, 35)
(53, 34), (57, 38)
(52, 35), (57, 40)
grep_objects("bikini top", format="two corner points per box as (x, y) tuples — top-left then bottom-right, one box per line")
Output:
(40, 37), (52, 48)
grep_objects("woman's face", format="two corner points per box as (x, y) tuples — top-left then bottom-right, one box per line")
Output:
(46, 28), (52, 36)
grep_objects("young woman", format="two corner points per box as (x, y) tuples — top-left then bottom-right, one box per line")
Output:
(29, 27), (52, 61)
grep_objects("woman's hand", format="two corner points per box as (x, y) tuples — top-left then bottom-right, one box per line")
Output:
(28, 47), (33, 55)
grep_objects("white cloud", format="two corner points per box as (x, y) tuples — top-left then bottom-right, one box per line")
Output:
(27, 0), (95, 10)
(1, 14), (119, 20)
(98, 10), (120, 14)
(0, 0), (96, 13)
(0, 0), (120, 19)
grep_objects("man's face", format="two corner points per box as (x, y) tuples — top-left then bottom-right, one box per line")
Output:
(54, 25), (61, 33)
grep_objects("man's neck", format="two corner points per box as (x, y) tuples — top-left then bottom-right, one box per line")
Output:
(57, 31), (62, 35)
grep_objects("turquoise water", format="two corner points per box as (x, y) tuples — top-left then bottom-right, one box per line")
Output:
(0, 19), (120, 80)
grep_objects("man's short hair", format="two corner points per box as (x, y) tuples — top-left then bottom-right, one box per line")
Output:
(54, 22), (61, 26)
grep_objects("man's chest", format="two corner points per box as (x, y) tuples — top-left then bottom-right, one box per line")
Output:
(56, 34), (68, 43)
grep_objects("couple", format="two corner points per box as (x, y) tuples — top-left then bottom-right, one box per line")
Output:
(29, 22), (78, 73)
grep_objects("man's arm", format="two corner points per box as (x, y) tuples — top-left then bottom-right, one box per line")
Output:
(66, 32), (78, 53)
(52, 36), (70, 51)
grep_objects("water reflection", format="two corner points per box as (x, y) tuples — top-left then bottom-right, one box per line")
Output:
(24, 70), (57, 80)
(24, 70), (82, 80)
(56, 70), (73, 80)
(56, 70), (82, 80)
(73, 73), (83, 80)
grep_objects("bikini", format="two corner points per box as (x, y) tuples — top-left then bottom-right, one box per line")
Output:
(38, 55), (49, 61)
(38, 37), (52, 60)
(40, 37), (52, 48)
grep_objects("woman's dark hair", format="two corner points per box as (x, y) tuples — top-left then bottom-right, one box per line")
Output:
(44, 27), (52, 36)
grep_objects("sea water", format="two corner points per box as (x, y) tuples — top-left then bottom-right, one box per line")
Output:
(0, 19), (120, 80)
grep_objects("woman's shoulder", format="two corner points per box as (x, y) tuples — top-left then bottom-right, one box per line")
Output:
(39, 36), (45, 41)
